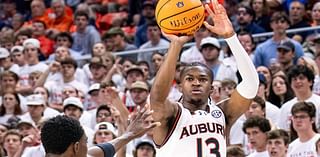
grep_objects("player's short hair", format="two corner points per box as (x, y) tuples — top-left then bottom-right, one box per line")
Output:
(41, 115), (84, 154)
(267, 129), (290, 145)
(180, 62), (214, 83)
(242, 116), (271, 133)
(291, 101), (316, 118)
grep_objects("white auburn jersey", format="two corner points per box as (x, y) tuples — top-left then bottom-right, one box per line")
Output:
(156, 102), (226, 157)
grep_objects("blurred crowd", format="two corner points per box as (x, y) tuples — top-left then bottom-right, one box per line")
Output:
(1, 0), (320, 156)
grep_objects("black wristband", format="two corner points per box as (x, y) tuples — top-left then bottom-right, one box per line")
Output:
(96, 143), (116, 157)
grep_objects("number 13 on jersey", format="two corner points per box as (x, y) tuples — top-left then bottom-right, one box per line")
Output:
(196, 138), (221, 157)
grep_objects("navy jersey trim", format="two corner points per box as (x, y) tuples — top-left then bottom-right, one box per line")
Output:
(155, 104), (182, 148)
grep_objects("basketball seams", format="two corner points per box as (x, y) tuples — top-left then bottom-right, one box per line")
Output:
(156, 0), (172, 20)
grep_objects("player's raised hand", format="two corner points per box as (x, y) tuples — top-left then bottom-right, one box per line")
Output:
(162, 31), (193, 46)
(203, 0), (235, 38)
(127, 104), (161, 138)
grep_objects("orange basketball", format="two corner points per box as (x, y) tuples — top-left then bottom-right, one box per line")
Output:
(155, 0), (205, 36)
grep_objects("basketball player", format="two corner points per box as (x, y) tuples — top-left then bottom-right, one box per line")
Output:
(150, 0), (259, 156)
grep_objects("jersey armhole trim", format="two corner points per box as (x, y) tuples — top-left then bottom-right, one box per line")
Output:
(155, 104), (182, 149)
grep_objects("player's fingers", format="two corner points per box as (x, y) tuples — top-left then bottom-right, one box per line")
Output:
(147, 122), (161, 129)
(205, 4), (214, 16)
(211, 0), (219, 14)
(141, 110), (154, 120)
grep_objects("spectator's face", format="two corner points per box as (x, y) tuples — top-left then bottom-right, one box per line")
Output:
(31, 1), (45, 17)
(201, 45), (220, 62)
(96, 109), (113, 123)
(139, 64), (150, 80)
(3, 134), (21, 154)
(18, 124), (37, 137)
(62, 86), (78, 100)
(24, 44), (39, 63)
(152, 53), (164, 72)
(289, 1), (305, 22)
(130, 89), (148, 106)
(221, 85), (235, 97)
(61, 64), (76, 78)
(3, 93), (18, 111)
(75, 16), (89, 30)
(136, 144), (155, 157)
(94, 130), (114, 144)
(12, 14), (24, 30)
(246, 127), (267, 150)
(312, 3), (320, 22)
(28, 74), (41, 87)
(245, 101), (265, 118)
(270, 19), (289, 34)
(51, 1), (65, 17)
(64, 106), (82, 120)
(0, 125), (7, 142)
(32, 22), (45, 36)
(34, 87), (48, 101)
(272, 76), (287, 96)
(238, 34), (254, 54)
(1, 76), (17, 88)
(126, 71), (144, 85)
(122, 60), (133, 75)
(256, 66), (271, 84)
(27, 105), (44, 119)
(12, 51), (25, 65)
(267, 138), (287, 157)
(1, 42), (14, 51)
(56, 36), (72, 48)
(142, 6), (155, 19)
(90, 65), (107, 81)
(292, 111), (313, 132)
(252, 0), (263, 13)
(55, 47), (70, 61)
(277, 49), (294, 65)
(0, 57), (12, 69)
(237, 7), (253, 25)
(290, 74), (312, 94)
(92, 43), (106, 57)
(15, 35), (28, 46)
(147, 26), (161, 41)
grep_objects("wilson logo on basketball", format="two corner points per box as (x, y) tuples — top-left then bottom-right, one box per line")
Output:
(176, 1), (184, 8)
(169, 12), (201, 27)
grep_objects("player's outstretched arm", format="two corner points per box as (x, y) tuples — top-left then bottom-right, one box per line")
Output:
(150, 33), (192, 145)
(204, 0), (259, 126)
(88, 104), (160, 157)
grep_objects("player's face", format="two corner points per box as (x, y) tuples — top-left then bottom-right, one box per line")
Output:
(180, 66), (212, 104)
(246, 127), (267, 150)
(267, 138), (287, 157)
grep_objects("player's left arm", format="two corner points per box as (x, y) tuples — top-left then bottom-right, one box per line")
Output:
(204, 0), (258, 126)
(219, 34), (259, 127)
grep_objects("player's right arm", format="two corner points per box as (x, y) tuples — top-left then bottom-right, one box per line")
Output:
(150, 33), (191, 145)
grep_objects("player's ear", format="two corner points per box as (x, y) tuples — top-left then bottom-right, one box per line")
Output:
(209, 85), (213, 95)
(73, 141), (80, 154)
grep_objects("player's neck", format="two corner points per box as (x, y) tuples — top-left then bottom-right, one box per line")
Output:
(182, 100), (208, 112)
